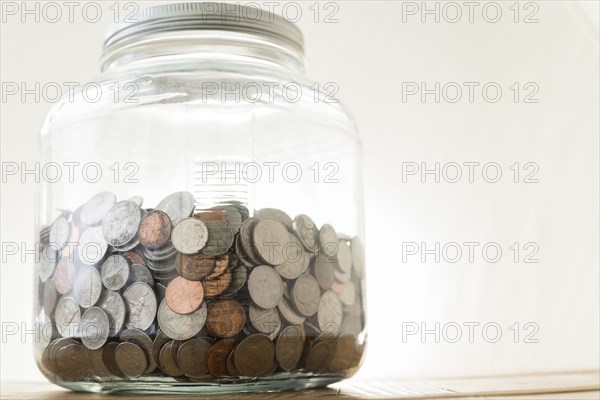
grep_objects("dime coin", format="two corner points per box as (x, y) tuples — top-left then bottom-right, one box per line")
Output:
(276, 325), (305, 371)
(176, 338), (211, 377)
(292, 274), (320, 317)
(55, 296), (81, 338)
(73, 266), (102, 308)
(100, 255), (130, 291)
(171, 217), (208, 254)
(233, 334), (275, 377)
(77, 226), (108, 266)
(157, 299), (207, 340)
(80, 192), (116, 226)
(207, 338), (236, 377)
(165, 276), (204, 315)
(252, 218), (289, 266)
(205, 300), (245, 338)
(123, 282), (157, 331)
(98, 290), (126, 335)
(293, 214), (319, 253)
(80, 307), (110, 350)
(317, 290), (343, 336)
(138, 210), (172, 250)
(102, 200), (142, 247)
(319, 223), (338, 257)
(156, 191), (195, 224)
(248, 265), (284, 309)
(115, 342), (147, 377)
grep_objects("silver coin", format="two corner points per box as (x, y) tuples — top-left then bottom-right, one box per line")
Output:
(248, 303), (281, 337)
(157, 299), (207, 341)
(252, 218), (289, 266)
(293, 214), (319, 253)
(111, 237), (141, 253)
(102, 200), (142, 247)
(49, 216), (70, 250)
(277, 296), (305, 325)
(130, 263), (154, 286)
(77, 226), (108, 266)
(80, 306), (110, 350)
(156, 192), (195, 224)
(80, 192), (116, 226)
(101, 255), (130, 291)
(292, 273), (320, 317)
(55, 296), (81, 338)
(221, 264), (247, 297)
(336, 239), (352, 274)
(156, 283), (168, 304)
(123, 282), (157, 331)
(171, 218), (208, 255)
(317, 290), (343, 336)
(73, 266), (102, 308)
(248, 265), (284, 310)
(319, 223), (338, 257)
(201, 221), (234, 256)
(42, 279), (58, 315)
(221, 205), (242, 234)
(239, 217), (262, 264)
(255, 208), (293, 231)
(98, 290), (126, 335)
(340, 315), (362, 338)
(128, 195), (144, 207)
(39, 245), (59, 282)
(334, 265), (351, 283)
(146, 255), (177, 273)
(274, 233), (307, 280)
(140, 243), (177, 262)
(351, 236), (365, 278)
(339, 281), (356, 306)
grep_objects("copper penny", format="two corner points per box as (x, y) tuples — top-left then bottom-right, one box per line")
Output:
(176, 338), (211, 377)
(165, 276), (204, 314)
(206, 300), (246, 338)
(138, 210), (172, 250)
(159, 340), (184, 377)
(233, 334), (275, 377)
(54, 258), (75, 295)
(203, 268), (232, 297)
(207, 338), (236, 377)
(175, 253), (215, 281)
(205, 254), (229, 279)
(194, 211), (227, 223)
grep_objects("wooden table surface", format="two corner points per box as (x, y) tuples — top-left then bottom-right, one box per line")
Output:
(2, 371), (599, 400)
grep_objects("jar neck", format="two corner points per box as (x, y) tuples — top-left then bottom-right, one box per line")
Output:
(100, 30), (306, 74)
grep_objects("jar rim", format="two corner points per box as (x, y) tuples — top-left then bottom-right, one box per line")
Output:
(104, 2), (304, 56)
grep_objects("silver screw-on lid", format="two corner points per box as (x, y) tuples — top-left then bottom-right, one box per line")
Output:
(104, 2), (304, 53)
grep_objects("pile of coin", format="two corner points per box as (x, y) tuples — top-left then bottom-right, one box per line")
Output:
(35, 191), (365, 382)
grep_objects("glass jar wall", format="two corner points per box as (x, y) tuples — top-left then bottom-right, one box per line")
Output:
(35, 2), (365, 394)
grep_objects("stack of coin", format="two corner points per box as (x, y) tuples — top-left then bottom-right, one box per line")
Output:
(35, 191), (365, 382)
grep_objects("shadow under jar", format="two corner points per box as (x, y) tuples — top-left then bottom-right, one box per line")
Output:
(34, 2), (366, 394)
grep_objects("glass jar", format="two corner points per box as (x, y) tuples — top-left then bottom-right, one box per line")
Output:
(34, 2), (365, 394)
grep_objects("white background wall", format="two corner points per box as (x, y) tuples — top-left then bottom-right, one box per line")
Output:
(1, 1), (599, 382)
